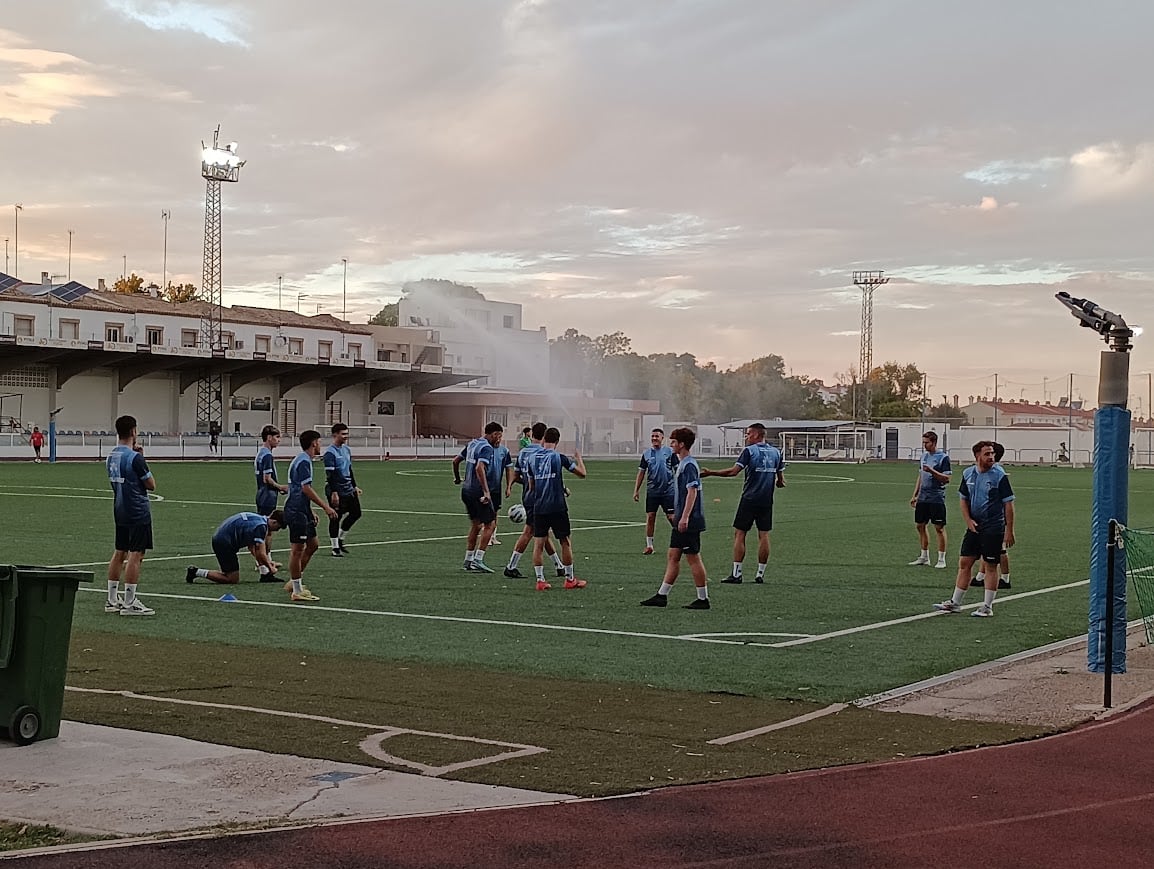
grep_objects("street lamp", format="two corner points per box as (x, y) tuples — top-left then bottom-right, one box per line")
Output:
(297, 293), (310, 314)
(67, 230), (73, 282)
(277, 274), (283, 310)
(161, 211), (170, 295)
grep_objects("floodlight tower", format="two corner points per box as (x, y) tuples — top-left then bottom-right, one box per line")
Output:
(196, 128), (245, 432)
(852, 270), (889, 421)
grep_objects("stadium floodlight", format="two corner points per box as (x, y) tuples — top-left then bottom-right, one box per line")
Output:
(201, 139), (245, 183)
(1055, 292), (1134, 353)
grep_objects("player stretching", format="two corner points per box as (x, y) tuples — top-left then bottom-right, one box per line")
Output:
(633, 428), (677, 554)
(254, 425), (288, 579)
(324, 423), (363, 557)
(284, 430), (338, 602)
(504, 421), (564, 579)
(186, 511), (284, 585)
(454, 422), (503, 572)
(528, 427), (587, 591)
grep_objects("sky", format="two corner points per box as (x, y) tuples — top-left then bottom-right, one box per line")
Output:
(3, 0), (1154, 408)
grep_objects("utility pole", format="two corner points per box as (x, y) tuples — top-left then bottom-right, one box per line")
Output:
(67, 230), (73, 281)
(852, 271), (889, 422)
(161, 210), (170, 297)
(993, 373), (999, 443)
(13, 204), (22, 280)
(277, 274), (283, 310)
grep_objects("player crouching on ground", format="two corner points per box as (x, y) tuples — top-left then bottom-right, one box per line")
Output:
(186, 510), (285, 584)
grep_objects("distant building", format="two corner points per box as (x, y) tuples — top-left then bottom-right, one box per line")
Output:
(960, 399), (1094, 430)
(811, 379), (847, 405)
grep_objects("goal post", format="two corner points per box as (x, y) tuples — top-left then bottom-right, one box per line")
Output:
(309, 424), (388, 460)
(779, 429), (873, 463)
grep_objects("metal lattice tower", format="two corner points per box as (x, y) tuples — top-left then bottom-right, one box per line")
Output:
(852, 270), (888, 420)
(195, 128), (244, 432)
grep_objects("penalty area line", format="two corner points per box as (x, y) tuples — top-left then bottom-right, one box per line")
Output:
(708, 704), (848, 745)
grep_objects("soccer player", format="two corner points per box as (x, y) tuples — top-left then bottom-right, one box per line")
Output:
(633, 428), (677, 554)
(105, 415), (156, 616)
(324, 423), (363, 557)
(254, 425), (288, 578)
(453, 421), (503, 573)
(504, 421), (565, 579)
(933, 440), (1015, 618)
(518, 427), (532, 450)
(29, 425), (44, 463)
(971, 441), (1013, 590)
(186, 511), (285, 585)
(284, 430), (339, 602)
(700, 422), (785, 584)
(528, 426), (587, 591)
(641, 426), (710, 609)
(488, 437), (513, 546)
(908, 431), (951, 569)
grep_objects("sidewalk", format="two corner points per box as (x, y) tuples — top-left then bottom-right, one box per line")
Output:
(0, 723), (573, 839)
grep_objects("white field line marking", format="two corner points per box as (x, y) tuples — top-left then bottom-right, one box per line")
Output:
(54, 522), (645, 568)
(707, 703), (849, 745)
(679, 631), (813, 639)
(768, 578), (1091, 648)
(74, 587), (775, 648)
(66, 686), (547, 777)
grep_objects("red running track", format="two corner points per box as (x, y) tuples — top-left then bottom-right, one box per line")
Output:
(18, 700), (1154, 868)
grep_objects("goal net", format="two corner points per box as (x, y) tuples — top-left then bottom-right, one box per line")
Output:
(780, 429), (873, 463)
(1121, 526), (1154, 643)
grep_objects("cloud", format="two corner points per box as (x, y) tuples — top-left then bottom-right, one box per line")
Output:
(963, 158), (1064, 185)
(102, 0), (249, 46)
(1069, 142), (1154, 199)
(0, 30), (121, 123)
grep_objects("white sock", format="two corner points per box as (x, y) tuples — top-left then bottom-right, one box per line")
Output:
(196, 568), (210, 578)
(258, 564), (270, 576)
(534, 564), (545, 580)
(921, 549), (930, 560)
(984, 589), (997, 607)
(564, 564), (574, 579)
(508, 551), (522, 569)
(551, 552), (563, 568)
(756, 563), (767, 579)
(732, 562), (742, 577)
(107, 580), (119, 602)
(1001, 573), (1010, 583)
(124, 583), (138, 605)
(936, 552), (947, 563)
(331, 537), (340, 550)
(465, 550), (475, 563)
(474, 549), (486, 563)
(291, 578), (303, 594)
(697, 585), (709, 600)
(951, 587), (965, 605)
(659, 582), (673, 596)
(646, 536), (654, 548)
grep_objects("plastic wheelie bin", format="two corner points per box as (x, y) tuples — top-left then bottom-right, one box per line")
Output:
(0, 565), (93, 745)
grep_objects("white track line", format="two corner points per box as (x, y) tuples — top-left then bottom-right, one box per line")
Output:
(66, 686), (547, 776)
(707, 703), (849, 744)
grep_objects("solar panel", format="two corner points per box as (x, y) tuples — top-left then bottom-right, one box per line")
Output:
(49, 281), (92, 302)
(0, 275), (21, 293)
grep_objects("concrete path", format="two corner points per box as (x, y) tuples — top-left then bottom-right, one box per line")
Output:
(0, 722), (574, 839)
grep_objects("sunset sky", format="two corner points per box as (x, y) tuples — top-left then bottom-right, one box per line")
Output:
(3, 1), (1154, 407)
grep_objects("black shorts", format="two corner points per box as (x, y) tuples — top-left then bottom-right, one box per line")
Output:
(211, 536), (241, 575)
(960, 528), (1004, 564)
(285, 510), (317, 544)
(645, 491), (675, 515)
(462, 490), (497, 524)
(114, 523), (153, 553)
(669, 528), (702, 554)
(733, 498), (774, 533)
(914, 502), (947, 527)
(332, 491), (360, 515)
(255, 489), (279, 517)
(533, 510), (571, 541)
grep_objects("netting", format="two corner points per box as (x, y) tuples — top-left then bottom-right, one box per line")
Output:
(1120, 526), (1154, 642)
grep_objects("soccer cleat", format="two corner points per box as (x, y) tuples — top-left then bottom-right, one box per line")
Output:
(640, 593), (667, 607)
(683, 598), (711, 610)
(331, 548), (344, 558)
(535, 579), (551, 591)
(908, 556), (930, 566)
(971, 604), (994, 618)
(934, 561), (948, 569)
(503, 567), (525, 578)
(998, 578), (1012, 590)
(120, 598), (155, 617)
(468, 560), (495, 574)
(721, 575), (742, 584)
(462, 560), (472, 571)
(490, 537), (502, 546)
(339, 542), (350, 554)
(643, 546), (654, 555)
(185, 566), (197, 584)
(259, 573), (281, 584)
(104, 598), (124, 614)
(932, 600), (962, 613)
(970, 575), (985, 587)
(563, 577), (587, 590)
(753, 576), (765, 584)
(290, 588), (320, 602)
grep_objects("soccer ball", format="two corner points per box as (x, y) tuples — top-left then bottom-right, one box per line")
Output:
(508, 503), (527, 524)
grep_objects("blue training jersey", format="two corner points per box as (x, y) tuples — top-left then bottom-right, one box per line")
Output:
(958, 464), (1015, 531)
(735, 442), (784, 502)
(323, 443), (356, 496)
(530, 448), (577, 514)
(107, 445), (153, 525)
(639, 445), (677, 494)
(674, 455), (706, 531)
(254, 446), (278, 491)
(516, 443), (541, 505)
(917, 450), (952, 505)
(213, 512), (269, 551)
(461, 437), (495, 498)
(285, 451), (315, 515)
(491, 444), (512, 494)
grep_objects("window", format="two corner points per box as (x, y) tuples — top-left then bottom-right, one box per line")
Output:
(377, 349), (393, 362)
(58, 319), (79, 340)
(13, 316), (34, 337)
(105, 322), (124, 343)
(348, 342), (361, 360)
(181, 329), (198, 347)
(255, 335), (270, 353)
(145, 326), (163, 346)
(597, 417), (614, 431)
(318, 340), (333, 359)
(503, 315), (514, 329)
(377, 401), (395, 415)
(288, 337), (303, 355)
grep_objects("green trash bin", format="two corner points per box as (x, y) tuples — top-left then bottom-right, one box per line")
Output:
(0, 565), (93, 745)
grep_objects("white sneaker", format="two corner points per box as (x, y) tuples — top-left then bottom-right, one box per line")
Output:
(933, 600), (962, 613)
(104, 597), (124, 614)
(971, 604), (994, 618)
(934, 560), (948, 569)
(119, 598), (155, 617)
(908, 556), (930, 566)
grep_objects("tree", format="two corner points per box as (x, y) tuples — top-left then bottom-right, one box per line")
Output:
(368, 302), (398, 326)
(112, 273), (144, 294)
(163, 282), (201, 303)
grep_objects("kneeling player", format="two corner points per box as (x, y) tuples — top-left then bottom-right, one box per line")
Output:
(186, 510), (285, 585)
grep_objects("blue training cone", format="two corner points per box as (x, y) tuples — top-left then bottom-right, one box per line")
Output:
(218, 593), (238, 602)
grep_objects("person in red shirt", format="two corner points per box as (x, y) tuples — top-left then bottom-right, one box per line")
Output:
(29, 426), (44, 463)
